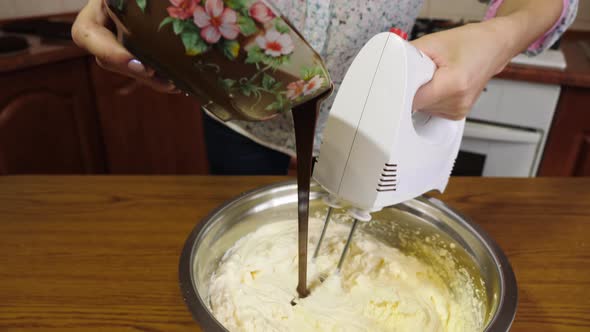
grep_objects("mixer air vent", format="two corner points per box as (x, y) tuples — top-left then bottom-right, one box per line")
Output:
(377, 163), (397, 192)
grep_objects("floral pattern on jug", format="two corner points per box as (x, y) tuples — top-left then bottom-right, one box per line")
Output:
(108, 0), (330, 116)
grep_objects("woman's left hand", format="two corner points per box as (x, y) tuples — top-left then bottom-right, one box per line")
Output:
(411, 20), (516, 120)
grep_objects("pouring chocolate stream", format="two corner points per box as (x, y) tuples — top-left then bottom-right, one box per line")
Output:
(291, 88), (332, 298)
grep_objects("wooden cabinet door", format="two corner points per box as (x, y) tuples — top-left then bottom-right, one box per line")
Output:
(90, 60), (208, 174)
(539, 86), (590, 176)
(0, 59), (105, 174)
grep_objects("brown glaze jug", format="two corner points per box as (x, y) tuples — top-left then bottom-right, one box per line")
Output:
(105, 0), (332, 121)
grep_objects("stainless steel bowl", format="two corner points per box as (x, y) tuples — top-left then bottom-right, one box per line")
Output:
(179, 180), (518, 331)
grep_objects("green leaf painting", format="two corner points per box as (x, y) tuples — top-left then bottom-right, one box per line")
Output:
(246, 46), (290, 70)
(173, 19), (186, 34)
(219, 78), (237, 92)
(114, 0), (125, 11)
(238, 16), (258, 37)
(225, 0), (250, 16)
(262, 73), (276, 90)
(182, 32), (208, 56)
(158, 17), (175, 31)
(274, 20), (290, 34)
(221, 40), (240, 60)
(301, 67), (325, 81)
(266, 94), (288, 111)
(136, 0), (146, 12)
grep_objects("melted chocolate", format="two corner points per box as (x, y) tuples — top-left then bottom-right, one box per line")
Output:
(292, 88), (332, 298)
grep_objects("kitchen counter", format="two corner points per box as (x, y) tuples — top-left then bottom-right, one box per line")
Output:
(496, 32), (590, 88)
(0, 35), (85, 73)
(0, 176), (588, 331)
(0, 15), (84, 73)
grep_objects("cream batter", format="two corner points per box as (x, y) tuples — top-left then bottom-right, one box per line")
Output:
(208, 217), (484, 332)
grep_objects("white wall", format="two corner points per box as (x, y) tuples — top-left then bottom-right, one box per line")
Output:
(419, 0), (487, 21)
(572, 0), (590, 30)
(420, 0), (590, 31)
(0, 0), (87, 20)
(0, 0), (588, 31)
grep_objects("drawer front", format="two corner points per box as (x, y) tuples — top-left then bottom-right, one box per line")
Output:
(468, 78), (561, 132)
(469, 79), (503, 123)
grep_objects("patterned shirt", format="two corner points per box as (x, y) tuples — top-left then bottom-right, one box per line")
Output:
(218, 0), (577, 157)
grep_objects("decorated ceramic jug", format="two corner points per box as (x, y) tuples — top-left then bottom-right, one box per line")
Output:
(105, 0), (332, 121)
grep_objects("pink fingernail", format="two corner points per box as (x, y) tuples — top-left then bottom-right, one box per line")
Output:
(128, 59), (146, 74)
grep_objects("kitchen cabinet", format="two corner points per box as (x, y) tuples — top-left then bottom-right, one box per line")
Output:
(494, 32), (590, 177)
(90, 60), (209, 174)
(0, 41), (209, 175)
(0, 58), (105, 174)
(462, 78), (560, 177)
(538, 86), (590, 176)
(534, 33), (590, 177)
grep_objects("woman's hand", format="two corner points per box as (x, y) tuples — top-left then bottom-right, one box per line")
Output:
(72, 0), (178, 93)
(410, 21), (513, 120)
(411, 0), (563, 120)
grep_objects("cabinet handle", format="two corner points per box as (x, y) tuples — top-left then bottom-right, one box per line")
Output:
(116, 80), (141, 96)
(463, 121), (541, 144)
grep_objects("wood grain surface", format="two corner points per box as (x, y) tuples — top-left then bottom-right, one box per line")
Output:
(0, 58), (106, 175)
(0, 41), (86, 74)
(539, 85), (590, 176)
(0, 176), (589, 332)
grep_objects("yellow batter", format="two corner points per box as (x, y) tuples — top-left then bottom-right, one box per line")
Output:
(208, 217), (484, 332)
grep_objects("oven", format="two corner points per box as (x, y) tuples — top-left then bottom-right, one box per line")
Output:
(453, 120), (542, 177)
(452, 78), (561, 177)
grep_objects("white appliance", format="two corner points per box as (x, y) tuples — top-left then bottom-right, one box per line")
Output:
(311, 29), (464, 268)
(457, 79), (561, 177)
(313, 30), (465, 221)
(510, 49), (567, 70)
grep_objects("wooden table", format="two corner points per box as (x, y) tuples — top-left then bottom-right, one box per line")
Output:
(0, 176), (589, 331)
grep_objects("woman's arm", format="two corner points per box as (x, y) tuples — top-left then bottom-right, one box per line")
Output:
(491, 0), (576, 55)
(412, 0), (576, 120)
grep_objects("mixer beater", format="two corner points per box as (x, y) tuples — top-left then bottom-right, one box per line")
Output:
(313, 195), (373, 272)
(312, 196), (340, 259)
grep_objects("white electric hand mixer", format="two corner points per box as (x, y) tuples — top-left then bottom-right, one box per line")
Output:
(312, 29), (466, 270)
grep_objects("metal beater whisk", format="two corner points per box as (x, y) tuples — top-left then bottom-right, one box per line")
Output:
(313, 195), (372, 272)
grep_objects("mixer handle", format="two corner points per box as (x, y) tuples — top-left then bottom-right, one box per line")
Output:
(408, 42), (466, 143)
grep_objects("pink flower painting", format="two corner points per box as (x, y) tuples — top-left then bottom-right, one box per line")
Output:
(287, 75), (325, 100)
(255, 29), (294, 57)
(302, 75), (324, 96)
(249, 1), (275, 24)
(156, 0), (327, 111)
(286, 80), (305, 100)
(167, 0), (199, 20)
(193, 0), (240, 44)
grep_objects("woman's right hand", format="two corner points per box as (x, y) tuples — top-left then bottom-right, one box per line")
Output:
(72, 0), (178, 93)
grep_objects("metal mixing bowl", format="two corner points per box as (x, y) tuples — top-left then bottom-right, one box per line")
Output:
(179, 181), (518, 331)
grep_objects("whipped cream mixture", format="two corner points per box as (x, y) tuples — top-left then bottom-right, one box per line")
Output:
(208, 217), (484, 332)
